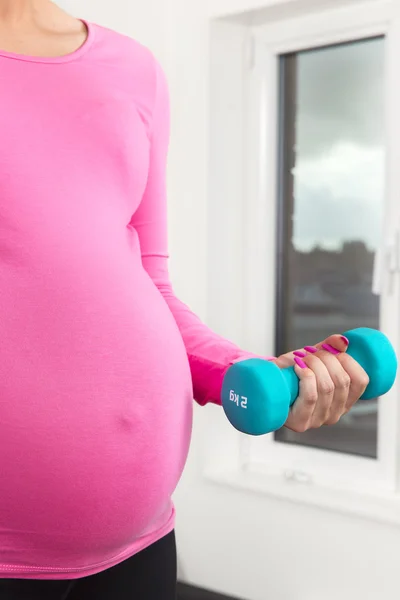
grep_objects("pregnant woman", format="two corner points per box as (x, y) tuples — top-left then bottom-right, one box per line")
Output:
(0, 1), (369, 599)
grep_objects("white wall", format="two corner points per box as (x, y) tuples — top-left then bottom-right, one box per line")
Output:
(60, 1), (400, 598)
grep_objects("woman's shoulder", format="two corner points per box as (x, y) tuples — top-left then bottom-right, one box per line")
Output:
(88, 21), (160, 73)
(82, 21), (169, 119)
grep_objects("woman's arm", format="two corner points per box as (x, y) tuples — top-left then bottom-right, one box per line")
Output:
(130, 56), (369, 426)
(130, 58), (270, 407)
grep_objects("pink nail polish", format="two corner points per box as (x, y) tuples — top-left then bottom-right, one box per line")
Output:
(322, 343), (341, 355)
(304, 346), (318, 354)
(341, 336), (349, 346)
(294, 357), (307, 369)
(293, 350), (306, 358)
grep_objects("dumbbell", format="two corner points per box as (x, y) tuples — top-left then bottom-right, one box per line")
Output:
(221, 327), (397, 436)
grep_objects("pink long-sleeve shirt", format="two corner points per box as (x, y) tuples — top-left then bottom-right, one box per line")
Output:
(0, 21), (263, 580)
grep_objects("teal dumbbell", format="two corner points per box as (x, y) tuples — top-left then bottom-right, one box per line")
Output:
(221, 328), (397, 436)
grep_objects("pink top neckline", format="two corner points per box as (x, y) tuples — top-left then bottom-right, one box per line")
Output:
(0, 19), (94, 64)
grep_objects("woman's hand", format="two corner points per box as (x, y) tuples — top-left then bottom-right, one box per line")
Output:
(273, 335), (370, 433)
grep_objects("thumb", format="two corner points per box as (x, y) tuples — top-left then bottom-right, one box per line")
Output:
(315, 333), (350, 354)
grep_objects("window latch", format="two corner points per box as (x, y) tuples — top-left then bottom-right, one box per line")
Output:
(373, 228), (400, 296)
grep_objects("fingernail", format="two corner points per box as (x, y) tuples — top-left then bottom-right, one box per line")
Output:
(341, 336), (349, 346)
(322, 343), (341, 355)
(293, 350), (306, 358)
(294, 357), (307, 369)
(304, 346), (318, 354)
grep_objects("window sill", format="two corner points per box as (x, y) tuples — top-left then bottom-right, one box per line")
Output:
(204, 467), (400, 527)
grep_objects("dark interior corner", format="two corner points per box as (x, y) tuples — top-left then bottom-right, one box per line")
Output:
(177, 582), (245, 600)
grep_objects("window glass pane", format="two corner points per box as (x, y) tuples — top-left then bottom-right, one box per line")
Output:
(274, 38), (385, 459)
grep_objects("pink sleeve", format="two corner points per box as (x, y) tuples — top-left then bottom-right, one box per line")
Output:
(130, 59), (272, 406)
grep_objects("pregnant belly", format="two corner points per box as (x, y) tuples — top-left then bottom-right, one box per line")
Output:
(0, 259), (193, 567)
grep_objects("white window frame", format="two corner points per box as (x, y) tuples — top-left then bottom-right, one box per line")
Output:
(204, 0), (400, 522)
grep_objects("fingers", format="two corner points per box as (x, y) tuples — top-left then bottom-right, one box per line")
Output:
(284, 360), (318, 433)
(284, 338), (367, 432)
(274, 334), (349, 369)
(307, 350), (351, 427)
(274, 349), (337, 431)
(336, 353), (370, 411)
(272, 351), (303, 370)
(285, 353), (346, 431)
(312, 340), (369, 412)
(296, 351), (350, 428)
(315, 333), (350, 354)
(302, 354), (335, 427)
(277, 333), (370, 433)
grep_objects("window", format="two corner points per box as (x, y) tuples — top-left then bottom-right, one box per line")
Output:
(274, 38), (385, 459)
(205, 1), (400, 508)
(236, 1), (400, 495)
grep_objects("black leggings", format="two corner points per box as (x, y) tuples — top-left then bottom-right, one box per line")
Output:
(0, 531), (177, 600)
